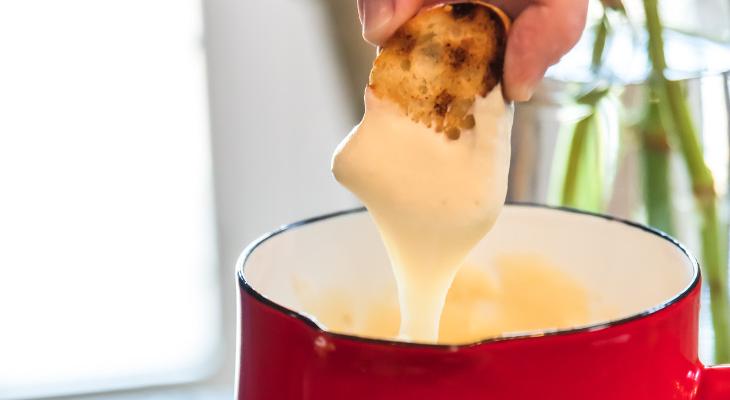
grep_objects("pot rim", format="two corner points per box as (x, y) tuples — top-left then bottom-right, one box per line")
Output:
(236, 203), (701, 349)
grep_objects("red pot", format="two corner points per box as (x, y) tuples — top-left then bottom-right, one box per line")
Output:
(236, 205), (730, 399)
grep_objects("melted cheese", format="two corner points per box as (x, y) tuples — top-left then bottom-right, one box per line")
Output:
(332, 86), (512, 342)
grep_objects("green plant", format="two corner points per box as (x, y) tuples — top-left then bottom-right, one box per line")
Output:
(559, 0), (730, 363)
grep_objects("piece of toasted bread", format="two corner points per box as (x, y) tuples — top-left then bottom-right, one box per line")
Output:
(369, 2), (509, 140)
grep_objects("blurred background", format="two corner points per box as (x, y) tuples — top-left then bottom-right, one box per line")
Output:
(2, 0), (730, 399)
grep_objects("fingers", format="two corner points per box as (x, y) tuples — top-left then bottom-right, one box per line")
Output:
(500, 0), (588, 101)
(358, 0), (440, 45)
(357, 0), (520, 46)
(357, 0), (588, 102)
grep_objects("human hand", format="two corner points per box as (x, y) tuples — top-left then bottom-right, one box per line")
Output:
(357, 0), (589, 101)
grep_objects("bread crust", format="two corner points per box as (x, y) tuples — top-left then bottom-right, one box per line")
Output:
(369, 2), (509, 139)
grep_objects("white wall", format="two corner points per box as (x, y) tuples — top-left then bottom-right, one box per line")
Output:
(202, 0), (360, 387)
(0, 1), (224, 398)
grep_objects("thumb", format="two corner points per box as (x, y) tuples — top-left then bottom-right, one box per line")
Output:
(501, 0), (588, 101)
(358, 0), (429, 45)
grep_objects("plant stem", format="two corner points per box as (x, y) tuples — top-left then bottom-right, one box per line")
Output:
(644, 0), (730, 363)
(560, 7), (612, 213)
(561, 86), (610, 211)
(561, 107), (605, 212)
(639, 92), (675, 235)
(592, 12), (610, 71)
(562, 114), (594, 207)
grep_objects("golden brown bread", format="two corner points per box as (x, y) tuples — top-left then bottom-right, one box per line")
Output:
(368, 2), (509, 140)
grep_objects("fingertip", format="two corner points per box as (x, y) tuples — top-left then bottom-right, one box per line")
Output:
(503, 81), (537, 102)
(503, 75), (540, 102)
(501, 0), (587, 102)
(502, 29), (545, 102)
(361, 0), (426, 45)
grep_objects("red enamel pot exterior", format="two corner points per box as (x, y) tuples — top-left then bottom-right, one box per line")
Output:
(236, 206), (730, 399)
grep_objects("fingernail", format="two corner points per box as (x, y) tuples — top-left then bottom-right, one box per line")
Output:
(510, 82), (537, 102)
(362, 0), (394, 38)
